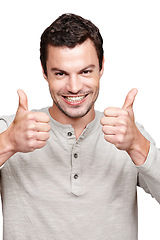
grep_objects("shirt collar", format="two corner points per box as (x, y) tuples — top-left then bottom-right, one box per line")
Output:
(46, 107), (103, 139)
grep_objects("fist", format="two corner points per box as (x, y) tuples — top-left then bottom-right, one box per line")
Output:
(8, 89), (51, 153)
(100, 88), (139, 152)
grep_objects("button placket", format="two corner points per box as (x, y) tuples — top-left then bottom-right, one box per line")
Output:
(71, 142), (81, 196)
(66, 129), (75, 147)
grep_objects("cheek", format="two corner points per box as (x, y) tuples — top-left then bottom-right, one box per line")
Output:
(91, 76), (100, 89)
(48, 80), (64, 94)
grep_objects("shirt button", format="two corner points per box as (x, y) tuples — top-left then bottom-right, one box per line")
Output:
(74, 153), (78, 158)
(67, 132), (72, 137)
(74, 174), (79, 179)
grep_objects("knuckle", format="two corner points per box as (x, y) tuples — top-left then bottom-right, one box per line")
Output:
(100, 117), (106, 125)
(102, 125), (111, 135)
(102, 126), (106, 134)
(42, 141), (47, 147)
(46, 115), (50, 122)
(30, 149), (35, 152)
(119, 118), (127, 127)
(43, 113), (50, 122)
(115, 143), (121, 149)
(104, 135), (108, 141)
(28, 122), (36, 130)
(117, 126), (127, 135)
(121, 126), (127, 135)
(26, 131), (35, 140)
(37, 132), (50, 141)
(104, 107), (110, 115)
(26, 113), (34, 121)
(47, 123), (51, 131)
(26, 132), (31, 140)
(45, 132), (50, 140)
(116, 134), (124, 144)
(121, 109), (129, 117)
(27, 140), (35, 149)
(37, 141), (46, 149)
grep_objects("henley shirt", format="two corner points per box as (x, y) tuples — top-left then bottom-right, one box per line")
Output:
(0, 107), (160, 240)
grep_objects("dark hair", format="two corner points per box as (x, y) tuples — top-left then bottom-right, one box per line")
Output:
(40, 13), (104, 76)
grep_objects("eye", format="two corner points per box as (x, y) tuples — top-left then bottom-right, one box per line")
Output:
(55, 72), (65, 76)
(82, 70), (92, 75)
(54, 72), (67, 79)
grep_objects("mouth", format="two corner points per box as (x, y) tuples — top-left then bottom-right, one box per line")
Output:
(62, 94), (89, 105)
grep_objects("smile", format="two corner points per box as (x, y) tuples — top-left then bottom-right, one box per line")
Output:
(62, 94), (88, 105)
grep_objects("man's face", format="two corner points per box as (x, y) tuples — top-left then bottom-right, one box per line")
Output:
(44, 39), (104, 119)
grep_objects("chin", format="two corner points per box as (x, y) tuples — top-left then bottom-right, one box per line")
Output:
(62, 106), (93, 119)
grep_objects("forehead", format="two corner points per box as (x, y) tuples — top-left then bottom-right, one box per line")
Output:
(46, 39), (99, 70)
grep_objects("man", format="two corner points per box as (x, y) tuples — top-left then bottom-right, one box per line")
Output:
(0, 13), (159, 240)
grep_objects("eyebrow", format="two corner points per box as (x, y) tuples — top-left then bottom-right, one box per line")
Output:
(79, 65), (95, 73)
(51, 68), (67, 74)
(51, 64), (96, 74)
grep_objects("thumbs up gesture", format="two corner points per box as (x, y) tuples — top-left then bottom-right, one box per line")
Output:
(7, 89), (51, 153)
(100, 89), (150, 165)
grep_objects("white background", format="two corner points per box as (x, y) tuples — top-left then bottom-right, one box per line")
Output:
(0, 0), (160, 239)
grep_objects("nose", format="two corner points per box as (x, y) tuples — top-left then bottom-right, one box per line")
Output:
(66, 75), (83, 94)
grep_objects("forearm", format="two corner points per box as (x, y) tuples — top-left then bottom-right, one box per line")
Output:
(137, 143), (160, 203)
(127, 130), (150, 166)
(0, 129), (15, 166)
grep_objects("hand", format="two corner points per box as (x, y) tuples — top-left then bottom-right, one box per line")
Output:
(7, 89), (51, 153)
(100, 89), (150, 165)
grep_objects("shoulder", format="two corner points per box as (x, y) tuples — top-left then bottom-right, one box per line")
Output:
(31, 106), (50, 114)
(95, 110), (104, 125)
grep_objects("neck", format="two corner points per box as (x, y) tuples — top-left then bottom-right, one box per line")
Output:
(49, 105), (95, 139)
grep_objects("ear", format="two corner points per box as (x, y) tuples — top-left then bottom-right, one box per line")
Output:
(100, 57), (105, 78)
(43, 73), (48, 81)
(41, 62), (48, 81)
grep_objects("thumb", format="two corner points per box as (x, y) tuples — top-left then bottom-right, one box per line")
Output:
(17, 89), (28, 111)
(123, 88), (138, 109)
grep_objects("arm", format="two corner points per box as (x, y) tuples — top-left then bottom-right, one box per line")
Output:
(0, 89), (51, 167)
(101, 89), (160, 203)
(137, 144), (160, 203)
(100, 88), (150, 166)
(0, 130), (16, 166)
(136, 124), (160, 203)
(100, 88), (160, 202)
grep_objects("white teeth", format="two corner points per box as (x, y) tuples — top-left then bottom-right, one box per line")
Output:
(65, 96), (85, 102)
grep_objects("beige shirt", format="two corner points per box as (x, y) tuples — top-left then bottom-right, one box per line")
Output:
(0, 108), (160, 240)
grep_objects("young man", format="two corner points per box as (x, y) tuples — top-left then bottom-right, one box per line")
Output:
(0, 13), (159, 239)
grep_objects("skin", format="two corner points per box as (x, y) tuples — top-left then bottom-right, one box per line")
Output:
(101, 88), (150, 166)
(0, 38), (150, 167)
(0, 89), (51, 164)
(43, 39), (104, 138)
(43, 39), (150, 165)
